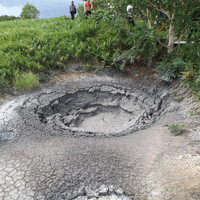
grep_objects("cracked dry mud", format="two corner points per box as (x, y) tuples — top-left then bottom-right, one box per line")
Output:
(0, 72), (200, 200)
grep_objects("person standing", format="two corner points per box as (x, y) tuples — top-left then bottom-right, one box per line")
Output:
(84, 0), (91, 18)
(127, 4), (135, 26)
(69, 1), (76, 20)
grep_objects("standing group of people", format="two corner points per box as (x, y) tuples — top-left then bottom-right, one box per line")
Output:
(69, 1), (135, 25)
(69, 0), (97, 20)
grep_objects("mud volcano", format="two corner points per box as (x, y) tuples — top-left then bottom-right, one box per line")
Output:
(2, 75), (198, 200)
(36, 83), (168, 138)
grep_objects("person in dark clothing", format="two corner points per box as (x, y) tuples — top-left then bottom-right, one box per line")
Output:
(188, 8), (200, 41)
(69, 1), (76, 20)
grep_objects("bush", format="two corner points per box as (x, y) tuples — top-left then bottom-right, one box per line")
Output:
(156, 57), (186, 82)
(14, 72), (39, 91)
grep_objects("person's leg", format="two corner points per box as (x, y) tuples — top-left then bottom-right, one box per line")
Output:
(131, 19), (135, 27)
(70, 12), (74, 20)
(85, 11), (88, 19)
(72, 13), (75, 20)
(127, 17), (135, 27)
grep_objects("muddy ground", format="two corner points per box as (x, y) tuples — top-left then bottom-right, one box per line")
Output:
(0, 65), (200, 200)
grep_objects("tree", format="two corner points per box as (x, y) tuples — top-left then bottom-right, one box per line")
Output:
(95, 0), (199, 53)
(0, 15), (20, 22)
(132, 0), (200, 53)
(77, 4), (84, 18)
(20, 3), (40, 19)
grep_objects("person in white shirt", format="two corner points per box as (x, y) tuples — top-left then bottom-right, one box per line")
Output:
(127, 4), (135, 26)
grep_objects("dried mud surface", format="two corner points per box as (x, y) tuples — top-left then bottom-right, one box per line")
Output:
(0, 68), (200, 200)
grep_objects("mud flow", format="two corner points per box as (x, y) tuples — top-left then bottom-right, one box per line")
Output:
(37, 84), (168, 137)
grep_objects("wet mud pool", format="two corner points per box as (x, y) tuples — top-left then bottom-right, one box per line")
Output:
(0, 73), (200, 200)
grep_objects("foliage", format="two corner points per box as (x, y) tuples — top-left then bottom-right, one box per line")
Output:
(173, 96), (185, 103)
(156, 57), (186, 82)
(77, 4), (85, 19)
(1, 1), (200, 100)
(0, 16), (134, 89)
(167, 124), (184, 136)
(189, 110), (194, 116)
(20, 3), (40, 19)
(131, 0), (200, 53)
(13, 71), (39, 91)
(176, 44), (200, 100)
(0, 15), (20, 22)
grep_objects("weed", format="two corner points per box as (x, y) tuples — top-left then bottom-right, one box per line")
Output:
(189, 110), (194, 116)
(169, 93), (185, 103)
(14, 72), (39, 91)
(167, 124), (184, 136)
(156, 57), (186, 82)
(173, 96), (185, 103)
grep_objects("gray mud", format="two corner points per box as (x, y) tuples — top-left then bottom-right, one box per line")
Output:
(36, 83), (168, 138)
(0, 72), (200, 200)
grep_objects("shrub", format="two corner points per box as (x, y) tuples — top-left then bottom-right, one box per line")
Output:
(14, 72), (39, 91)
(156, 57), (186, 82)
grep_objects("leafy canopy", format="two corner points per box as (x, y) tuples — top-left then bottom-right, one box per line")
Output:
(20, 3), (40, 19)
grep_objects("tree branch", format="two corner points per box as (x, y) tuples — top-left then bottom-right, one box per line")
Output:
(157, 38), (169, 48)
(177, 24), (189, 45)
(147, 1), (170, 19)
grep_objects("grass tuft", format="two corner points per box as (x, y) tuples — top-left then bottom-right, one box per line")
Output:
(167, 124), (184, 136)
(14, 71), (39, 91)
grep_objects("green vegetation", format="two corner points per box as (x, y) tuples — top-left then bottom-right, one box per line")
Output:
(0, 0), (200, 97)
(189, 110), (194, 116)
(13, 72), (39, 91)
(20, 3), (40, 19)
(167, 124), (184, 136)
(0, 16), (136, 91)
(173, 96), (185, 103)
(0, 15), (20, 22)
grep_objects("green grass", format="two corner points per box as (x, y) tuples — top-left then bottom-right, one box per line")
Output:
(167, 124), (184, 136)
(0, 16), (132, 90)
(1, 15), (200, 100)
(13, 71), (39, 91)
(189, 110), (194, 116)
(173, 96), (185, 103)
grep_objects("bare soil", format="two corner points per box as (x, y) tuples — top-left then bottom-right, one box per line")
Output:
(0, 66), (200, 200)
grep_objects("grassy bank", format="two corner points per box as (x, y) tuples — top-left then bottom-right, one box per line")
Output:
(0, 15), (200, 100)
(0, 16), (132, 91)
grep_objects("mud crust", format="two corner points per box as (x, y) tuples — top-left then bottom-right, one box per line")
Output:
(0, 67), (200, 200)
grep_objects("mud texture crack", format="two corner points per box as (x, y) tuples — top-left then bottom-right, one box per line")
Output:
(34, 84), (168, 138)
(1, 73), (199, 200)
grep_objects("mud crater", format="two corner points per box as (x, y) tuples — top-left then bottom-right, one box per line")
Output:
(37, 84), (168, 137)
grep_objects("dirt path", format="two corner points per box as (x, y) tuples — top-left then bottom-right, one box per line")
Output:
(0, 72), (200, 200)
